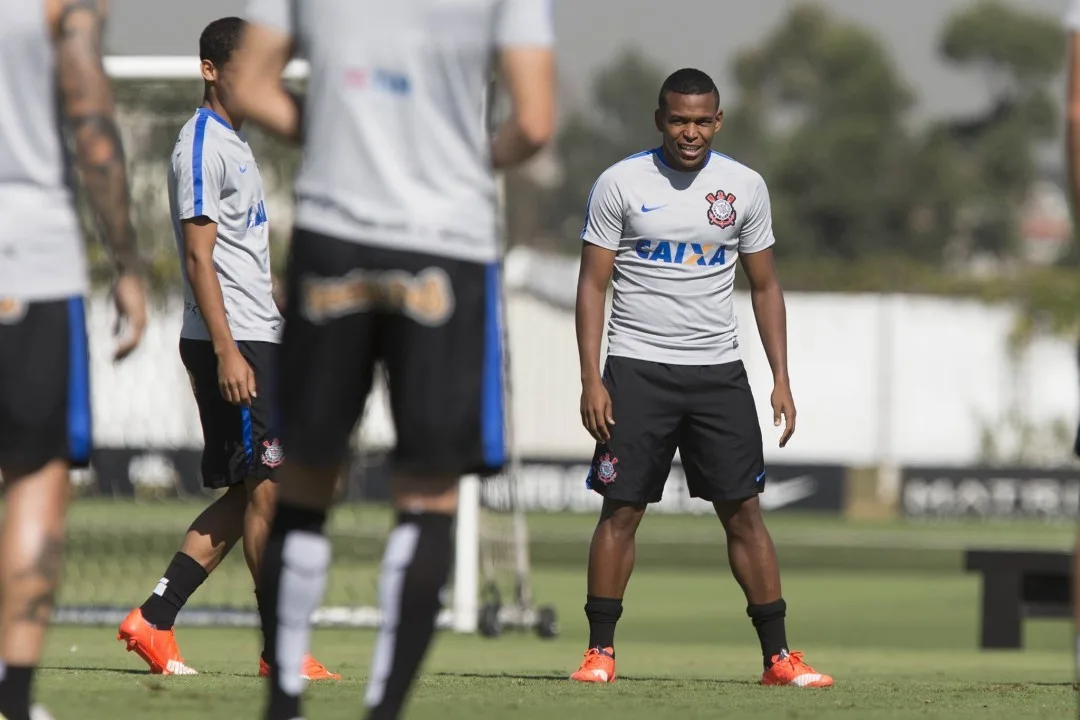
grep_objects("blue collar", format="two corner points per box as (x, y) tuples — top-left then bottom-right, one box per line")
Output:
(197, 106), (233, 131)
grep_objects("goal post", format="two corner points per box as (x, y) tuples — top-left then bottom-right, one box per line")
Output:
(55, 56), (549, 637)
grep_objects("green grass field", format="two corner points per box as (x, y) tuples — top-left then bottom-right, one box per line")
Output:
(32, 503), (1080, 718)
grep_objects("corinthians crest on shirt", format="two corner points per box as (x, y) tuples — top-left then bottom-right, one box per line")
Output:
(706, 190), (737, 229)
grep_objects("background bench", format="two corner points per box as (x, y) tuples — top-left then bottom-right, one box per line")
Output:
(964, 549), (1072, 649)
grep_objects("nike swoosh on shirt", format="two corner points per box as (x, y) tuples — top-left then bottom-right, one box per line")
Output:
(239, 165), (248, 173)
(641, 204), (666, 213)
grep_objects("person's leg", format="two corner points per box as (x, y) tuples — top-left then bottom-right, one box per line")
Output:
(260, 463), (340, 720)
(0, 297), (88, 720)
(137, 485), (246, 630)
(0, 461), (69, 720)
(363, 475), (458, 720)
(120, 338), (252, 674)
(583, 500), (646, 652)
(259, 229), (374, 720)
(363, 257), (502, 719)
(571, 356), (683, 683)
(682, 360), (830, 686)
(713, 496), (786, 664)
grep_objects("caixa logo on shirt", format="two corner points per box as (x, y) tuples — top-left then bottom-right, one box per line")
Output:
(634, 239), (727, 266)
(247, 201), (268, 229)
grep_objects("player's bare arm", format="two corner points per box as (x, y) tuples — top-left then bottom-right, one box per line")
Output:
(231, 23), (301, 142)
(576, 243), (616, 442)
(182, 217), (255, 406)
(740, 248), (795, 447)
(491, 46), (556, 169)
(51, 0), (146, 360)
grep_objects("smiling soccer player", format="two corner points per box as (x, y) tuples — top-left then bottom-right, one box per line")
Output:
(572, 68), (833, 689)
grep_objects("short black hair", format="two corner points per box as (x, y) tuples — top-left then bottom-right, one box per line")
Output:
(658, 68), (719, 110)
(200, 17), (246, 69)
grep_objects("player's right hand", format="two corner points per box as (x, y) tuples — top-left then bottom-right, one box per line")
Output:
(218, 348), (256, 406)
(112, 272), (147, 361)
(580, 378), (614, 443)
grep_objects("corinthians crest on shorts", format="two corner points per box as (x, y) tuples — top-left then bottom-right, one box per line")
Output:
(706, 190), (737, 229)
(261, 438), (284, 468)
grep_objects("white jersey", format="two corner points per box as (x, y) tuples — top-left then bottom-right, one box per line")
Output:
(1066, 0), (1080, 29)
(244, 0), (555, 264)
(168, 108), (282, 343)
(0, 0), (86, 300)
(581, 149), (776, 366)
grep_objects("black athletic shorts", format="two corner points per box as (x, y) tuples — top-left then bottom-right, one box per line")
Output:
(278, 228), (506, 476)
(0, 297), (91, 476)
(587, 355), (766, 504)
(179, 338), (282, 489)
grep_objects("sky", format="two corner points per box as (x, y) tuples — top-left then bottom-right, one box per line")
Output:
(106, 0), (1073, 122)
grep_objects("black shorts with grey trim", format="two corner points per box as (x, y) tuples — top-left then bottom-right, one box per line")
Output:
(587, 355), (766, 505)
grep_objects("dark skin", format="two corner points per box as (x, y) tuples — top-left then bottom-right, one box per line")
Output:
(575, 89), (793, 643)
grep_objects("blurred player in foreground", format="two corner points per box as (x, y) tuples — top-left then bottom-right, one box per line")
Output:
(0, 0), (148, 717)
(116, 16), (338, 682)
(572, 68), (833, 688)
(233, 0), (555, 717)
(1065, 0), (1080, 699)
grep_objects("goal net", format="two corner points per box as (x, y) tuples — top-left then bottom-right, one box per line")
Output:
(53, 57), (555, 638)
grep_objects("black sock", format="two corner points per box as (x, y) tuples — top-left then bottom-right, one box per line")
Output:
(0, 665), (34, 720)
(139, 552), (209, 630)
(364, 511), (454, 720)
(747, 599), (788, 670)
(259, 503), (330, 720)
(584, 596), (623, 651)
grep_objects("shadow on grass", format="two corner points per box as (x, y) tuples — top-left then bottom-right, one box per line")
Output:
(432, 671), (756, 686)
(40, 666), (154, 675)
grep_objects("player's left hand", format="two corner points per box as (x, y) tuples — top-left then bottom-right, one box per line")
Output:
(771, 380), (796, 448)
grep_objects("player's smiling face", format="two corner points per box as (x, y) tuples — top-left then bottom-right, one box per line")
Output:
(655, 92), (723, 171)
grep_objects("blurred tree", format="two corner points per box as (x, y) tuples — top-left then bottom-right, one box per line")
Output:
(725, 4), (941, 261)
(937, 0), (1064, 261)
(510, 48), (667, 248)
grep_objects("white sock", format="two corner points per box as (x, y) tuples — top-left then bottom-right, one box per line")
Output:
(276, 531), (331, 696)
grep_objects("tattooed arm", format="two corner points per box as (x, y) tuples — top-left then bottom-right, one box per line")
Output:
(49, 0), (147, 359)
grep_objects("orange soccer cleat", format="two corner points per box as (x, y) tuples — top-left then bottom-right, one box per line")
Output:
(117, 608), (198, 675)
(570, 646), (616, 683)
(761, 650), (834, 688)
(259, 654), (342, 681)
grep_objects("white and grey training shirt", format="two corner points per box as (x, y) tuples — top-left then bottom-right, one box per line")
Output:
(581, 149), (777, 366)
(168, 108), (282, 343)
(0, 0), (87, 301)
(244, 0), (555, 265)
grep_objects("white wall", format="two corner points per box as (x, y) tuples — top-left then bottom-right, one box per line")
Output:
(85, 289), (1080, 468)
